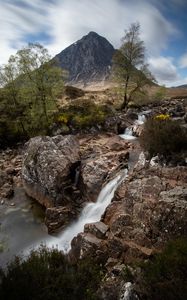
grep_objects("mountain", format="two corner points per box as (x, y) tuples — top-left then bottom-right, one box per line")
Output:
(54, 31), (115, 86)
(172, 84), (187, 89)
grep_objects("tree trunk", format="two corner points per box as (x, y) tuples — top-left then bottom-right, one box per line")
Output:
(121, 76), (129, 110)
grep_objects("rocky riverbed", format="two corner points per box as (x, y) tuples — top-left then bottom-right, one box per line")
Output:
(0, 98), (187, 299)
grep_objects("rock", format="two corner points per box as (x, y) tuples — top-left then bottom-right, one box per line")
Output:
(22, 135), (80, 208)
(45, 206), (76, 233)
(5, 167), (18, 175)
(1, 183), (14, 198)
(109, 165), (187, 249)
(70, 232), (106, 262)
(84, 221), (109, 239)
(126, 110), (138, 121)
(120, 282), (139, 300)
(79, 134), (129, 201)
(107, 237), (125, 259)
(10, 202), (15, 206)
(132, 124), (143, 137)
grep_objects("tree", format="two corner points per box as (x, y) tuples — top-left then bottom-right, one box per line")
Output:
(0, 43), (64, 145)
(16, 43), (64, 125)
(0, 55), (28, 143)
(112, 22), (154, 109)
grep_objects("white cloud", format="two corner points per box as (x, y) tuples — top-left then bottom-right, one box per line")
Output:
(179, 53), (187, 68)
(0, 0), (178, 61)
(149, 56), (187, 87)
(46, 0), (178, 57)
(0, 0), (52, 64)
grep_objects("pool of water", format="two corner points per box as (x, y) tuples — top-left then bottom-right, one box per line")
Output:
(0, 187), (50, 268)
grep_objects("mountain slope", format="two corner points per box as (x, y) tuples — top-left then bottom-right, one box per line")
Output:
(54, 32), (115, 85)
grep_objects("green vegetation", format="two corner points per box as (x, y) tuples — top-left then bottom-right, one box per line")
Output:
(139, 238), (187, 300)
(140, 115), (187, 161)
(154, 85), (166, 101)
(55, 99), (113, 130)
(0, 43), (64, 148)
(0, 246), (104, 300)
(112, 22), (154, 110)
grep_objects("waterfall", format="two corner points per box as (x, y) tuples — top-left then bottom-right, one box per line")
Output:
(27, 169), (128, 254)
(119, 127), (137, 140)
(120, 112), (146, 140)
(57, 168), (128, 252)
(135, 114), (146, 125)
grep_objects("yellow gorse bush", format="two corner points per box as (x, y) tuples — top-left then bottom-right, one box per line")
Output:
(57, 115), (68, 124)
(154, 114), (170, 120)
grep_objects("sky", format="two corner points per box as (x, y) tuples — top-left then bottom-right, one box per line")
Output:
(0, 0), (187, 87)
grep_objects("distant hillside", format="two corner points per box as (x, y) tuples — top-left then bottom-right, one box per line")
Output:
(172, 84), (187, 89)
(54, 32), (115, 86)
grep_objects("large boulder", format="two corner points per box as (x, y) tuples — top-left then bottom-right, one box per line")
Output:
(22, 135), (80, 208)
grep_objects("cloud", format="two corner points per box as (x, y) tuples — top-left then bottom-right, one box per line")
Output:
(179, 53), (187, 68)
(148, 56), (179, 84)
(46, 0), (178, 57)
(148, 56), (187, 87)
(0, 0), (178, 61)
(0, 0), (52, 64)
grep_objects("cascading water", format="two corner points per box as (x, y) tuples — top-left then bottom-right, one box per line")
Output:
(119, 127), (137, 140)
(26, 168), (128, 254)
(135, 114), (146, 125)
(120, 112), (146, 140)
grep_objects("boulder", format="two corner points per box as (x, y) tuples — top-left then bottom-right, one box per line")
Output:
(70, 232), (107, 262)
(22, 135), (80, 208)
(84, 221), (109, 239)
(45, 206), (76, 233)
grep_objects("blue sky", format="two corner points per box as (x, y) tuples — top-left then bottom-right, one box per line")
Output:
(0, 0), (187, 87)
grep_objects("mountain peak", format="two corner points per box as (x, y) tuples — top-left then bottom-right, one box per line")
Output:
(55, 32), (115, 85)
(86, 31), (101, 37)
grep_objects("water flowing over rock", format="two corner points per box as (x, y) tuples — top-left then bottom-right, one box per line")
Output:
(22, 133), (130, 233)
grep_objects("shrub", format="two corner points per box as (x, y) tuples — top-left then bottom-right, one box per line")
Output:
(140, 116), (187, 160)
(139, 238), (187, 300)
(0, 246), (103, 300)
(55, 99), (113, 130)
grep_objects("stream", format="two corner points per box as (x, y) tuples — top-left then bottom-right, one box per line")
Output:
(0, 111), (148, 267)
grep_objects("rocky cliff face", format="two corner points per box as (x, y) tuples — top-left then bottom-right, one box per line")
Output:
(54, 31), (115, 85)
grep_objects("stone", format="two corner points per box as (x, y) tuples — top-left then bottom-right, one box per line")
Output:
(45, 206), (76, 233)
(79, 134), (129, 201)
(1, 183), (14, 198)
(70, 232), (105, 261)
(22, 135), (80, 208)
(84, 221), (109, 239)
